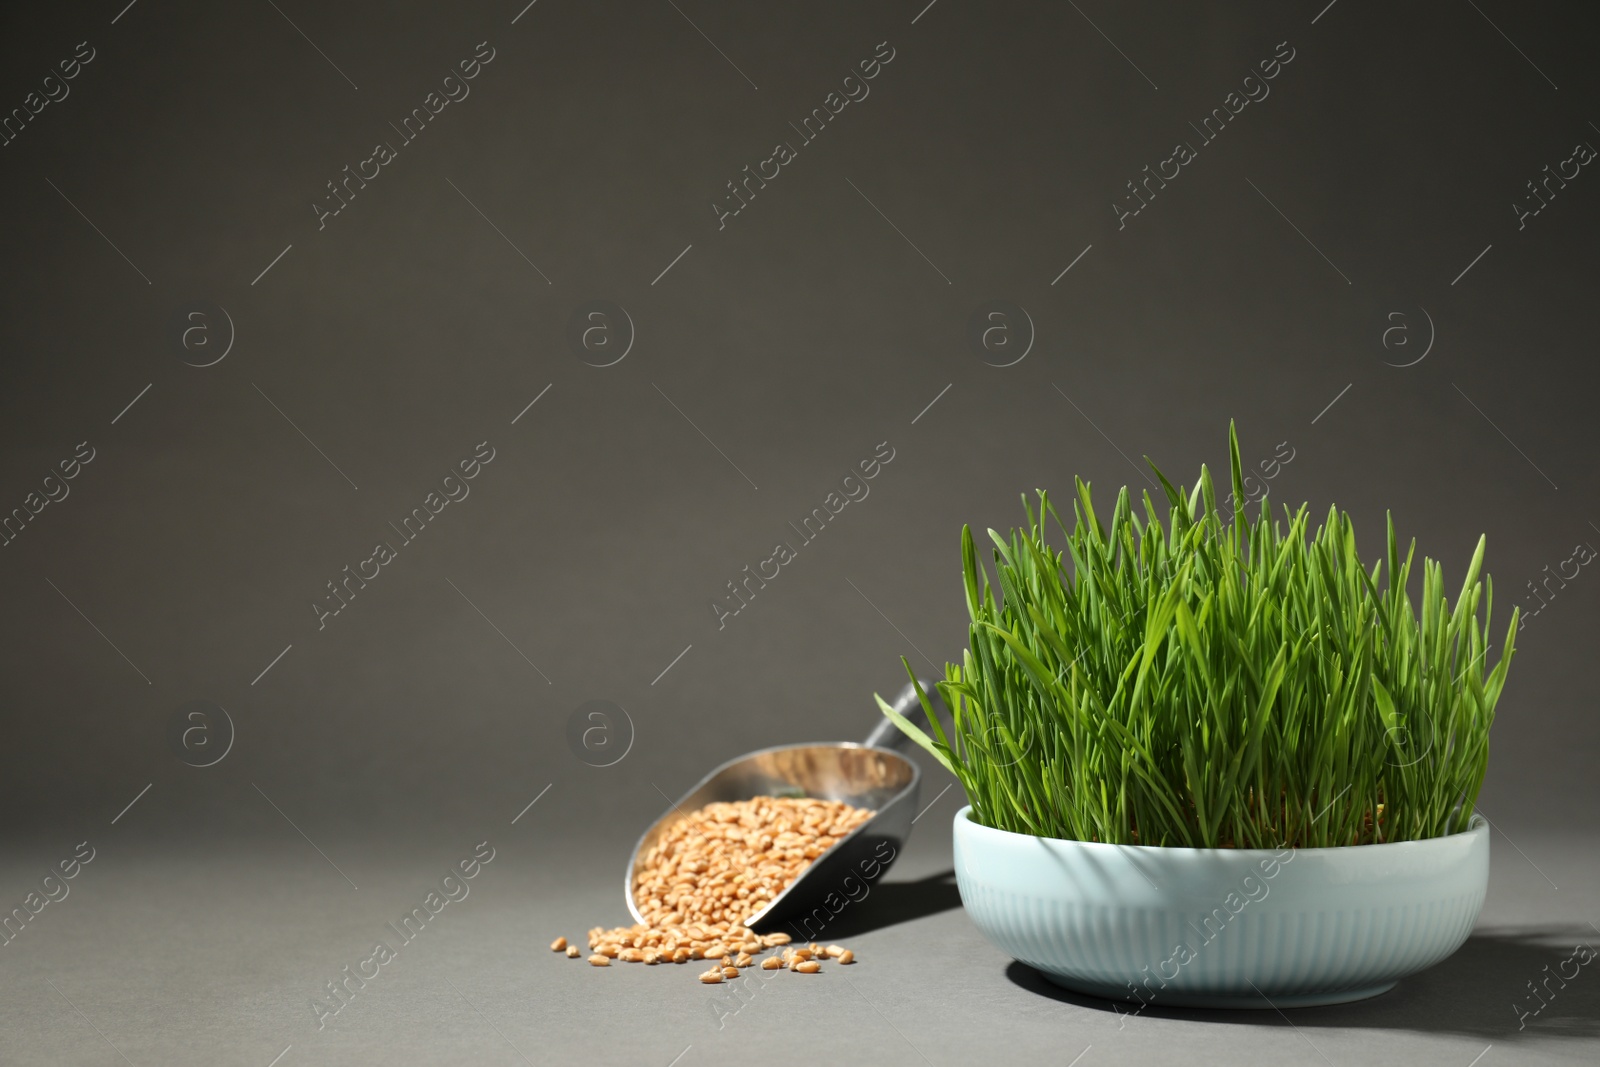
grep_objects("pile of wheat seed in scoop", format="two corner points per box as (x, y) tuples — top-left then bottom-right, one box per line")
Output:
(551, 796), (873, 982)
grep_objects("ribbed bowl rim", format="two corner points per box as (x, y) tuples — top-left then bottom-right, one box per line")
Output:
(954, 804), (1488, 856)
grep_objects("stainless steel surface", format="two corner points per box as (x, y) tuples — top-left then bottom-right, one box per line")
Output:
(624, 681), (941, 933)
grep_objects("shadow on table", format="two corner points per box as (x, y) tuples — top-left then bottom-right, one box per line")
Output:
(1003, 926), (1600, 1041)
(808, 868), (963, 939)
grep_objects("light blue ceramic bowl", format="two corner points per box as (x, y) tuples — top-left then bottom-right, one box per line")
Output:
(953, 806), (1488, 1008)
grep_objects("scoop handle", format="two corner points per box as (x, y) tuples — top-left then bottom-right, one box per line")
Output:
(863, 678), (948, 750)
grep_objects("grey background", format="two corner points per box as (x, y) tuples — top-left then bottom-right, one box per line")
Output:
(1, 1), (1597, 1064)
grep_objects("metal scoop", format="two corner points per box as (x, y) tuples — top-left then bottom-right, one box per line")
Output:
(625, 680), (945, 934)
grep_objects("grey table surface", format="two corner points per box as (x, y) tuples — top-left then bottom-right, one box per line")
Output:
(3, 796), (1596, 1067)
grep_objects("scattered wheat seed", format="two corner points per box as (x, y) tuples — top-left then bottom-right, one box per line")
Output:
(588, 955), (610, 967)
(570, 795), (876, 983)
